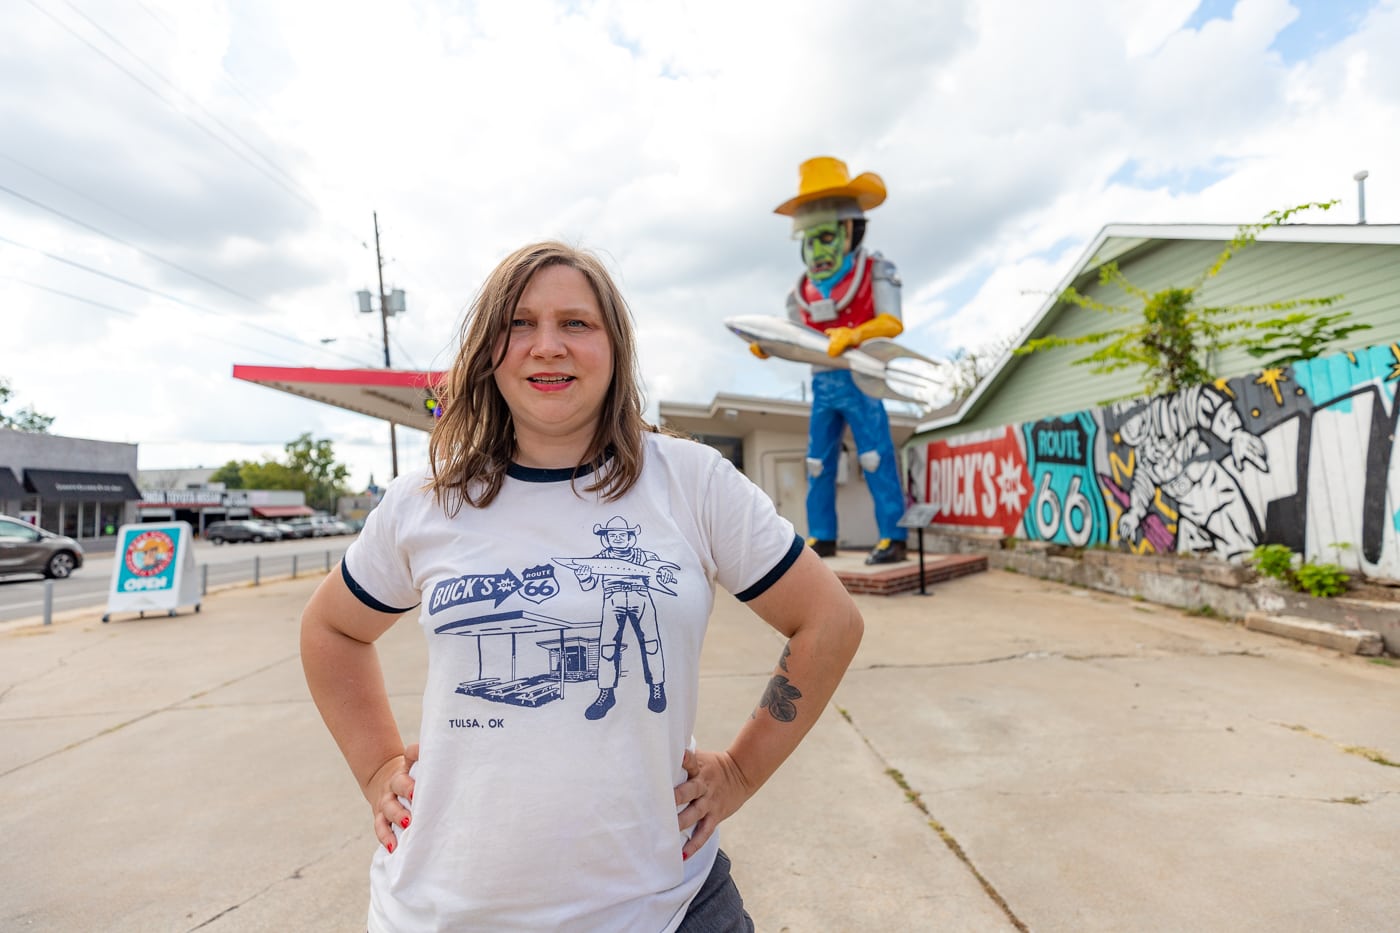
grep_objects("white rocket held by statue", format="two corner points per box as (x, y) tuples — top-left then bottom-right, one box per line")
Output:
(725, 314), (953, 411)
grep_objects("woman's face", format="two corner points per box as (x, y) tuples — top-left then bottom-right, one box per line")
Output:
(493, 264), (615, 467)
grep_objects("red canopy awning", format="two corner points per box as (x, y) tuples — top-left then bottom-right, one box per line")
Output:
(253, 505), (315, 518)
(232, 365), (445, 429)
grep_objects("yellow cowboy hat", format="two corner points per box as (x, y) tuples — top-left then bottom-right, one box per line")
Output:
(773, 156), (887, 216)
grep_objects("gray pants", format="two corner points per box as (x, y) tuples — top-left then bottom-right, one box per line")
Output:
(679, 849), (754, 933)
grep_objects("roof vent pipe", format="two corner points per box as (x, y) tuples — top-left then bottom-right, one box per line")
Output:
(1354, 170), (1369, 224)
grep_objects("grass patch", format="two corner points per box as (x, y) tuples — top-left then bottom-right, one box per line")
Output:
(881, 768), (1028, 931)
(1342, 746), (1400, 768)
(1332, 796), (1368, 805)
(884, 767), (924, 807)
(1368, 657), (1397, 668)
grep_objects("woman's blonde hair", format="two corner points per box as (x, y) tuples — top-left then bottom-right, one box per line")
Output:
(427, 241), (648, 512)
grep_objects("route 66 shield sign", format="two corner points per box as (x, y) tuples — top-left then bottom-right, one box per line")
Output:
(518, 563), (559, 605)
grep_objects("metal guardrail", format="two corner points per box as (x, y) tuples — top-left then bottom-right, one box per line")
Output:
(204, 548), (347, 596)
(39, 547), (349, 626)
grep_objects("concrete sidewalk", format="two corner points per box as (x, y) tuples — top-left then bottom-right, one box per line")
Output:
(2, 568), (1398, 931)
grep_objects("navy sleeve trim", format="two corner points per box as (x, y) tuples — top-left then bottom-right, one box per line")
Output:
(341, 560), (419, 615)
(734, 534), (804, 603)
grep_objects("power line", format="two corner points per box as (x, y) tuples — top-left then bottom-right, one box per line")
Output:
(60, 0), (311, 198)
(42, 0), (374, 253)
(130, 0), (174, 34)
(0, 234), (370, 367)
(0, 181), (264, 307)
(0, 150), (162, 238)
(2, 274), (326, 367)
(23, 0), (323, 215)
(129, 0), (284, 141)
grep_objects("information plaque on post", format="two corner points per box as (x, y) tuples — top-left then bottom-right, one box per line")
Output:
(103, 521), (201, 622)
(897, 503), (941, 596)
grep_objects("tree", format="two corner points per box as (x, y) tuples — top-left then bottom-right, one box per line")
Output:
(282, 433), (351, 512)
(209, 461), (247, 488)
(0, 378), (55, 433)
(238, 460), (304, 492)
(948, 334), (1018, 402)
(208, 435), (350, 512)
(1014, 202), (1366, 396)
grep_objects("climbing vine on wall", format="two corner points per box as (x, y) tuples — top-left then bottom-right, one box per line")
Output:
(1015, 202), (1366, 396)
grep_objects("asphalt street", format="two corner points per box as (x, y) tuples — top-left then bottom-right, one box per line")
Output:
(0, 536), (351, 625)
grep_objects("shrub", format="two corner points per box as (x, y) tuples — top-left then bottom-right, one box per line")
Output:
(1250, 544), (1296, 582)
(1249, 544), (1349, 598)
(1293, 561), (1350, 599)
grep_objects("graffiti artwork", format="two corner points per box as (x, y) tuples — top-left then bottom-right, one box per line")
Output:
(909, 341), (1400, 581)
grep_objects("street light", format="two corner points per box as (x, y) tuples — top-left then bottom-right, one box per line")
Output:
(357, 210), (407, 478)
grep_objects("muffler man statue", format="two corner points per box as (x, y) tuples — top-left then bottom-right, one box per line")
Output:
(754, 156), (909, 565)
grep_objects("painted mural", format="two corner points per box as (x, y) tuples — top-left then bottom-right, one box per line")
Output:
(909, 341), (1400, 582)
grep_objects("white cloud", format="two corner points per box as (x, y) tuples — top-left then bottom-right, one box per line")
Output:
(2, 0), (1396, 491)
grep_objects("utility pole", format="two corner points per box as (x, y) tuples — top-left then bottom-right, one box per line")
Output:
(374, 212), (398, 478)
(357, 212), (407, 479)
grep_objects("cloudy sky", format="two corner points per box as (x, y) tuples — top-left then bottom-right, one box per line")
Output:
(2, 0), (1395, 491)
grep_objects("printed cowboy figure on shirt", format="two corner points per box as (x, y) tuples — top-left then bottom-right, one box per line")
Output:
(557, 516), (679, 721)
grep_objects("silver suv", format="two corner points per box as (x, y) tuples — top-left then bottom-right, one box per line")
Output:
(0, 514), (85, 579)
(205, 520), (283, 544)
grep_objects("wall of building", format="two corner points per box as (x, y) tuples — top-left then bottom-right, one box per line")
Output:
(0, 429), (139, 543)
(660, 395), (921, 550)
(1, 428), (137, 474)
(139, 467), (219, 489)
(939, 238), (1400, 441)
(727, 424), (889, 548)
(905, 340), (1400, 582)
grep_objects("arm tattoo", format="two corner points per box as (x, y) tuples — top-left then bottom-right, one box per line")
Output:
(759, 643), (802, 722)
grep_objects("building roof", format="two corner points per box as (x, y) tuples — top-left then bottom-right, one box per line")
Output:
(915, 222), (1400, 434)
(232, 365), (445, 430)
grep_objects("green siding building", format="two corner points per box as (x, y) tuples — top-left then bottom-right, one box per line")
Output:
(915, 223), (1400, 443)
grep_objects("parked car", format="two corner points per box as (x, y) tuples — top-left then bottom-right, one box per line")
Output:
(301, 515), (350, 536)
(205, 520), (283, 544)
(284, 517), (323, 538)
(270, 520), (310, 539)
(0, 514), (85, 579)
(321, 518), (353, 536)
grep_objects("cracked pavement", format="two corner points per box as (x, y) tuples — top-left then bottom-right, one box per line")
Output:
(2, 568), (1398, 931)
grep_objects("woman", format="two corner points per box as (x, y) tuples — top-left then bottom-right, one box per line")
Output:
(301, 241), (864, 931)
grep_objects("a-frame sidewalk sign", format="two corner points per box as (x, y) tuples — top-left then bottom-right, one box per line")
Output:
(103, 521), (201, 622)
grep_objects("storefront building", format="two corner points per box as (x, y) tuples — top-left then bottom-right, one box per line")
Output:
(0, 427), (141, 548)
(136, 487), (313, 532)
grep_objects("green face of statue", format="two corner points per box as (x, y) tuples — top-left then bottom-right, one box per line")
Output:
(800, 221), (850, 281)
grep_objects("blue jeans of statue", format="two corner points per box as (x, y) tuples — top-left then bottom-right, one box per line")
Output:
(806, 369), (907, 544)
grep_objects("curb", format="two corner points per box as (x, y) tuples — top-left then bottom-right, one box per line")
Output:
(1244, 612), (1385, 656)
